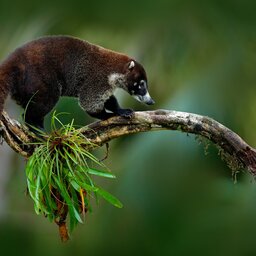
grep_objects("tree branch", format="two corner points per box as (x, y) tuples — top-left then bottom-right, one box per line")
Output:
(1, 109), (256, 174)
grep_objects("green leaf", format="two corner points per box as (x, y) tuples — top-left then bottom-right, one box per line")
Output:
(63, 148), (79, 165)
(69, 178), (81, 191)
(72, 206), (83, 224)
(87, 168), (116, 179)
(96, 187), (123, 208)
(69, 186), (82, 231)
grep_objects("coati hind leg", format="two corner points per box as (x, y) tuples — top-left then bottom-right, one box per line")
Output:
(23, 106), (46, 130)
(22, 90), (60, 130)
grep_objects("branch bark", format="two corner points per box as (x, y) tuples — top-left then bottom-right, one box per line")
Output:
(1, 109), (256, 174)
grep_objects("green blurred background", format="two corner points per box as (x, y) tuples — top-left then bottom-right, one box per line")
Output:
(1, 0), (256, 255)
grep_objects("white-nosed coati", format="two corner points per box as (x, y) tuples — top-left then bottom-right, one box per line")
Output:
(0, 35), (154, 129)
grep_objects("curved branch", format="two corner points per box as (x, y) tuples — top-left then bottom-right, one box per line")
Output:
(1, 109), (256, 174)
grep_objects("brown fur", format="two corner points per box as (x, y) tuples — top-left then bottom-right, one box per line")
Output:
(0, 35), (149, 128)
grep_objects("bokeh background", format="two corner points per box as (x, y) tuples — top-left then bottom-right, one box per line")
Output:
(1, 0), (256, 255)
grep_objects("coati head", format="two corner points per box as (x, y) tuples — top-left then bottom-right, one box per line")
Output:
(108, 60), (155, 105)
(125, 60), (155, 105)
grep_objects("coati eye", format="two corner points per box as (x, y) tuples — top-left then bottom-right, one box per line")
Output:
(134, 82), (137, 86)
(139, 80), (147, 89)
(140, 80), (146, 86)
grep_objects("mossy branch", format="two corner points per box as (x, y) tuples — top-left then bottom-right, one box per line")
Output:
(1, 109), (256, 174)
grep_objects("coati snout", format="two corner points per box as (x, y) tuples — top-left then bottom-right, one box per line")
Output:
(0, 35), (155, 129)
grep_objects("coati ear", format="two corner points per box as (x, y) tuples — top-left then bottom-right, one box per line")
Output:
(128, 60), (135, 70)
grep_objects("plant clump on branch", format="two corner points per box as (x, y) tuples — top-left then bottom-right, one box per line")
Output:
(25, 113), (122, 242)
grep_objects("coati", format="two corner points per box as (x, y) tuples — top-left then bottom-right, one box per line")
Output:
(0, 35), (154, 129)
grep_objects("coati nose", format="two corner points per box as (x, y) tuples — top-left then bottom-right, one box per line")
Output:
(146, 98), (155, 105)
(142, 92), (155, 105)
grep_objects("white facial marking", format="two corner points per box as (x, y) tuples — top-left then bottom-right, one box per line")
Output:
(134, 82), (137, 86)
(128, 60), (135, 70)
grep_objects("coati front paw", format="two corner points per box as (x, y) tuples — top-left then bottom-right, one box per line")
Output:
(117, 108), (134, 118)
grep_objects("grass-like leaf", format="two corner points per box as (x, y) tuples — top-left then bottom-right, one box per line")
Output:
(25, 111), (122, 238)
(87, 168), (116, 178)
